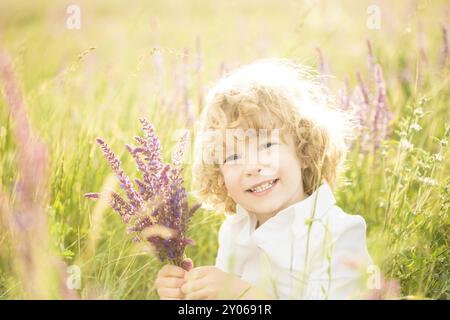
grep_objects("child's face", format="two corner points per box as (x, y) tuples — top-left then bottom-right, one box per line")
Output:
(219, 130), (307, 220)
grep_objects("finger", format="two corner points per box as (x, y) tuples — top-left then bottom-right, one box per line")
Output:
(181, 277), (208, 295)
(185, 266), (212, 281)
(157, 277), (186, 289)
(185, 288), (212, 300)
(158, 265), (186, 278)
(181, 258), (194, 271)
(157, 287), (184, 299)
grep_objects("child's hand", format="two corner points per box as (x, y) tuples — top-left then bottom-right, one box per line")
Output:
(181, 266), (250, 300)
(155, 258), (193, 300)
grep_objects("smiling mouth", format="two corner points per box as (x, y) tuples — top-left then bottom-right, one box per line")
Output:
(246, 178), (279, 193)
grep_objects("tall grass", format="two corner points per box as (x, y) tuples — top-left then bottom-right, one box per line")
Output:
(0, 0), (449, 299)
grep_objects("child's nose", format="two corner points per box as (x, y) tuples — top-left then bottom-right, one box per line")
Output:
(245, 165), (262, 176)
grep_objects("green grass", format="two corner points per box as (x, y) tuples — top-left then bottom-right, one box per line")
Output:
(0, 0), (449, 299)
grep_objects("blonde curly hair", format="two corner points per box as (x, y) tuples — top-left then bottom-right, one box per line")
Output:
(192, 58), (355, 214)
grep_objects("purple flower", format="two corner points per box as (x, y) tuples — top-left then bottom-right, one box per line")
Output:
(337, 42), (394, 154)
(315, 46), (329, 87)
(366, 39), (376, 74)
(338, 75), (350, 110)
(85, 118), (201, 268)
(95, 138), (143, 212)
(441, 23), (449, 69)
(372, 64), (391, 151)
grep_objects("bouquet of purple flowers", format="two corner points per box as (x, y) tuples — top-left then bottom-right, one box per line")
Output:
(85, 118), (200, 269)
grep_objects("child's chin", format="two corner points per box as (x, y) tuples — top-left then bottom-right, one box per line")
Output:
(251, 205), (278, 218)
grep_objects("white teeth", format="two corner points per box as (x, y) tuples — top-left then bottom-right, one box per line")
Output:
(250, 179), (277, 193)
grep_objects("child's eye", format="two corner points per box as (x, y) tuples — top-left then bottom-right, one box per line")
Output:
(223, 154), (240, 164)
(261, 142), (278, 149)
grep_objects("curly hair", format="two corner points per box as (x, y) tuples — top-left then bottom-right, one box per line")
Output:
(192, 58), (356, 214)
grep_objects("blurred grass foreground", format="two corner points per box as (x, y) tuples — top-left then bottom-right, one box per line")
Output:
(0, 0), (449, 299)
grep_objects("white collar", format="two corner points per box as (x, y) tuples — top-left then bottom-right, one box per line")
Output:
(231, 182), (337, 244)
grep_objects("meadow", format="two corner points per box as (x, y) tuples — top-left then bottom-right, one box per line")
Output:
(0, 0), (449, 299)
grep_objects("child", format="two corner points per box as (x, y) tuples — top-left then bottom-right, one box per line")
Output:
(155, 58), (374, 300)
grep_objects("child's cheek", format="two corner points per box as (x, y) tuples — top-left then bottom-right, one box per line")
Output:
(223, 169), (240, 194)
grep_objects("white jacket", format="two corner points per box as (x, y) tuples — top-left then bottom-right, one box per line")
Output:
(215, 183), (374, 299)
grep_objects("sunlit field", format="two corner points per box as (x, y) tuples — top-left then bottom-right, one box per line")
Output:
(0, 0), (449, 299)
